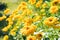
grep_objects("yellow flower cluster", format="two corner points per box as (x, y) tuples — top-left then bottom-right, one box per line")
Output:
(1, 0), (60, 40)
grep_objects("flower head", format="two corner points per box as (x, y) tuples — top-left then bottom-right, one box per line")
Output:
(44, 17), (58, 26)
(20, 25), (37, 35)
(49, 6), (58, 13)
(3, 35), (9, 40)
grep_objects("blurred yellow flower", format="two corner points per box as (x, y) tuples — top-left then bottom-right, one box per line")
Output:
(27, 35), (36, 40)
(36, 0), (43, 8)
(12, 9), (18, 14)
(42, 3), (47, 8)
(4, 8), (10, 14)
(20, 25), (37, 35)
(17, 1), (27, 11)
(21, 6), (27, 11)
(28, 0), (36, 5)
(0, 15), (6, 21)
(2, 27), (8, 32)
(21, 1), (27, 6)
(44, 17), (58, 26)
(10, 31), (16, 36)
(3, 35), (9, 40)
(49, 6), (58, 13)
(33, 16), (41, 22)
(24, 18), (33, 26)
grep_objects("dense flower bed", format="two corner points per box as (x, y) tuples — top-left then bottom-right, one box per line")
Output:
(0, 0), (60, 40)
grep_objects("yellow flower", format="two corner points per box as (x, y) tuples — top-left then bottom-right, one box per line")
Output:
(0, 15), (6, 21)
(13, 14), (21, 19)
(17, 5), (22, 11)
(40, 9), (45, 12)
(20, 1), (27, 6)
(42, 3), (47, 8)
(6, 18), (13, 25)
(49, 6), (58, 13)
(2, 27), (8, 32)
(11, 27), (18, 32)
(10, 31), (16, 36)
(44, 17), (58, 26)
(10, 27), (17, 36)
(9, 14), (15, 18)
(2, 25), (11, 32)
(36, 0), (43, 8)
(7, 25), (11, 29)
(36, 1), (41, 8)
(27, 35), (36, 40)
(51, 0), (60, 6)
(33, 16), (41, 22)
(24, 18), (33, 26)
(9, 21), (13, 25)
(17, 1), (27, 11)
(12, 9), (18, 14)
(21, 6), (27, 11)
(28, 0), (36, 5)
(4, 8), (10, 14)
(26, 9), (32, 15)
(3, 35), (9, 40)
(20, 25), (37, 35)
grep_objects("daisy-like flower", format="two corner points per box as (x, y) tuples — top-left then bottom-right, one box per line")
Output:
(49, 6), (58, 13)
(27, 35), (36, 40)
(51, 0), (60, 6)
(28, 0), (36, 5)
(51, 0), (58, 6)
(20, 25), (37, 35)
(44, 17), (58, 26)
(3, 35), (9, 40)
